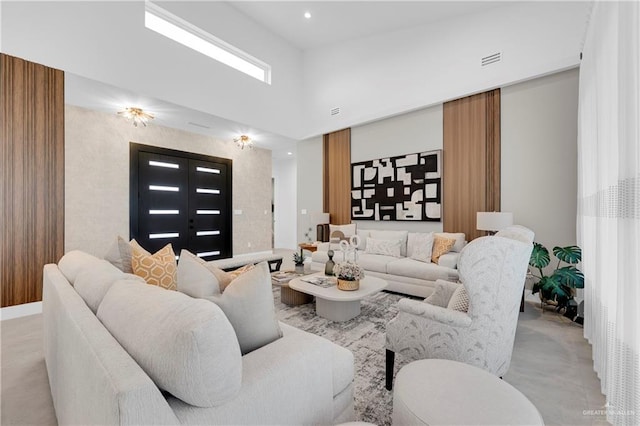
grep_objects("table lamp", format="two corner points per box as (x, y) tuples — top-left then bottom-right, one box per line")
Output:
(477, 212), (513, 235)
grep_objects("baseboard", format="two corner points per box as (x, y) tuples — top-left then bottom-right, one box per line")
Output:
(1, 301), (43, 321)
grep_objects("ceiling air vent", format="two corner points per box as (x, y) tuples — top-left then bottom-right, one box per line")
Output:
(330, 107), (341, 116)
(481, 52), (502, 67)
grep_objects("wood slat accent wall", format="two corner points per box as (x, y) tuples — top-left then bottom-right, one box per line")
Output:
(443, 89), (500, 241)
(323, 128), (351, 225)
(1, 54), (65, 307)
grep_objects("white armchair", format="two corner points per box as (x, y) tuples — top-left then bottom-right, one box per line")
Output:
(385, 226), (534, 390)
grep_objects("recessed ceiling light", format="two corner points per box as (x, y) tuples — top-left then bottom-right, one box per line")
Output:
(287, 152), (293, 156)
(304, 11), (311, 19)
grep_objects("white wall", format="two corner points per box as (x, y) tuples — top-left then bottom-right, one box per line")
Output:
(2, 1), (304, 138)
(272, 157), (297, 250)
(297, 69), (579, 244)
(501, 68), (579, 250)
(295, 136), (324, 243)
(65, 105), (273, 257)
(302, 2), (589, 138)
(351, 105), (444, 233)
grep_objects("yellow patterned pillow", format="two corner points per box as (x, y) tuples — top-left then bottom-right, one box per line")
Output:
(226, 264), (255, 283)
(132, 243), (177, 290)
(431, 236), (456, 264)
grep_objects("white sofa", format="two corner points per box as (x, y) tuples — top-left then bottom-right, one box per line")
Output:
(310, 229), (465, 298)
(43, 251), (355, 425)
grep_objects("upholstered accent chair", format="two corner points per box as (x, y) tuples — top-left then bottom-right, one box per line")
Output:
(385, 226), (534, 390)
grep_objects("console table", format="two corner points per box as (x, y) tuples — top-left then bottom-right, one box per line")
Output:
(208, 253), (283, 272)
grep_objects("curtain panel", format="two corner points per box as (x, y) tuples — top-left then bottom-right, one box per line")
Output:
(578, 2), (639, 424)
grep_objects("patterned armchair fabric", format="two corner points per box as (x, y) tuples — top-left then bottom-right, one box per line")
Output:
(385, 226), (534, 389)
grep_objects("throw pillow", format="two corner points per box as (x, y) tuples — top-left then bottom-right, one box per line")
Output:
(131, 243), (177, 290)
(226, 263), (255, 282)
(409, 232), (434, 263)
(177, 250), (222, 298)
(104, 238), (124, 271)
(97, 280), (242, 407)
(206, 262), (283, 355)
(329, 224), (356, 239)
(447, 284), (470, 312)
(103, 236), (150, 273)
(431, 236), (456, 264)
(365, 237), (402, 257)
(369, 230), (409, 256)
(424, 280), (462, 308)
(434, 232), (466, 252)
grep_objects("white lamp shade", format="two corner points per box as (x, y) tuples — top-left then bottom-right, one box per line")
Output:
(477, 212), (513, 231)
(312, 212), (330, 224)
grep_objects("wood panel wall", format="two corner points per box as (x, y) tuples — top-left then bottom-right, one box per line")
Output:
(443, 89), (500, 241)
(323, 128), (351, 225)
(1, 53), (65, 307)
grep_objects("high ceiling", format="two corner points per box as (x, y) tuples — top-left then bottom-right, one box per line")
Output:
(61, 1), (539, 158)
(229, 1), (505, 50)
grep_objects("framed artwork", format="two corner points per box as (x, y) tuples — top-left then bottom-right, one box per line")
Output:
(351, 150), (442, 221)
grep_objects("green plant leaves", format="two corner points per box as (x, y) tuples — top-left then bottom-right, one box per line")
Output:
(553, 266), (585, 288)
(529, 243), (550, 269)
(553, 245), (582, 264)
(530, 242), (584, 311)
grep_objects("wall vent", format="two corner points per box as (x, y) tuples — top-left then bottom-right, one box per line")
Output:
(330, 107), (341, 116)
(188, 121), (211, 129)
(481, 52), (502, 67)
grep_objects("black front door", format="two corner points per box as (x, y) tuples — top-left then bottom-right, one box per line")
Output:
(131, 144), (232, 260)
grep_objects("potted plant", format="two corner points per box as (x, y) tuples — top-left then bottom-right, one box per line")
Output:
(333, 261), (365, 291)
(529, 243), (584, 312)
(293, 248), (305, 273)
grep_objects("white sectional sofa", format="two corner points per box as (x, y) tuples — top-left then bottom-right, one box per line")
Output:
(310, 229), (465, 298)
(43, 250), (355, 425)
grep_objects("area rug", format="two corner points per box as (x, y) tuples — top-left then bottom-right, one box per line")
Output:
(273, 287), (417, 426)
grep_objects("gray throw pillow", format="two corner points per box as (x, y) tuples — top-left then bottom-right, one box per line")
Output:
(207, 262), (283, 355)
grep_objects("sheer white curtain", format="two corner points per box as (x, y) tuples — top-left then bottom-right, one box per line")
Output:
(578, 1), (640, 424)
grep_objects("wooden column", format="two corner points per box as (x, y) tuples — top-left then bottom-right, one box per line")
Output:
(443, 89), (500, 241)
(323, 128), (351, 224)
(1, 54), (65, 307)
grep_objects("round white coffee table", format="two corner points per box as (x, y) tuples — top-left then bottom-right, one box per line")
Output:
(288, 273), (387, 322)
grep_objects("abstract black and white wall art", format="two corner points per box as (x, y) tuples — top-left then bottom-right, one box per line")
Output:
(351, 150), (442, 221)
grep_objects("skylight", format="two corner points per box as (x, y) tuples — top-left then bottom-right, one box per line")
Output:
(145, 1), (271, 84)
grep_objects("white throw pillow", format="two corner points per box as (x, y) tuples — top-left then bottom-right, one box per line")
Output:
(365, 238), (402, 257)
(207, 262), (283, 355)
(369, 230), (409, 256)
(447, 285), (470, 312)
(329, 224), (356, 239)
(409, 232), (434, 263)
(97, 280), (242, 407)
(355, 229), (370, 250)
(177, 250), (222, 298)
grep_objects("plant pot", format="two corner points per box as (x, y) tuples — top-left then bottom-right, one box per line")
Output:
(295, 264), (305, 273)
(337, 278), (360, 291)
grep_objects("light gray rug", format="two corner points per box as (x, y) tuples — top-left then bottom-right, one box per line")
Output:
(273, 287), (412, 426)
